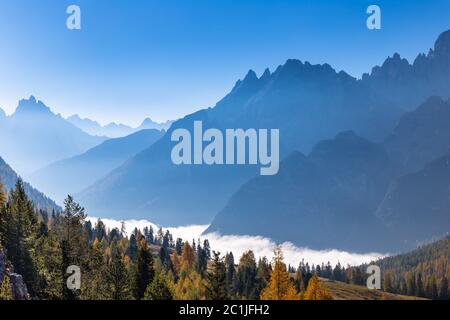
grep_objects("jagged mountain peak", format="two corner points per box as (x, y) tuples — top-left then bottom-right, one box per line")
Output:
(433, 29), (450, 58)
(371, 53), (411, 77)
(244, 69), (258, 81)
(14, 96), (53, 116)
(260, 68), (271, 81)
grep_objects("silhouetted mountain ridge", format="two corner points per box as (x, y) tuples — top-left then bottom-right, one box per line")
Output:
(0, 97), (106, 174)
(78, 30), (450, 230)
(29, 129), (164, 203)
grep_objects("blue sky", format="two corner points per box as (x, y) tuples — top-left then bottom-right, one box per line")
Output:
(0, 0), (449, 125)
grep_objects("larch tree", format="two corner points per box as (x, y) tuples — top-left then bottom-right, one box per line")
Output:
(0, 275), (13, 300)
(302, 274), (333, 300)
(260, 245), (299, 300)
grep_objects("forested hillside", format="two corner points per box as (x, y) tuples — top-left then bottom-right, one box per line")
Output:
(0, 178), (332, 300)
(1, 176), (448, 300)
(0, 157), (60, 213)
(344, 236), (450, 300)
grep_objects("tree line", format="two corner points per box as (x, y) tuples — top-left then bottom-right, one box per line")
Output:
(2, 178), (447, 300)
(345, 236), (450, 300)
(0, 179), (332, 300)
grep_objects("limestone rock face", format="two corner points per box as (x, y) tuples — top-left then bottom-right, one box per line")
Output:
(0, 250), (29, 300)
(9, 273), (29, 300)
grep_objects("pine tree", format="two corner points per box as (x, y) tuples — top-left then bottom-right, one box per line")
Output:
(175, 238), (183, 255)
(134, 240), (155, 299)
(225, 252), (236, 296)
(60, 195), (86, 300)
(106, 244), (131, 300)
(235, 250), (258, 299)
(196, 241), (208, 277)
(205, 251), (228, 300)
(94, 219), (107, 241)
(260, 245), (299, 300)
(144, 272), (173, 300)
(127, 233), (138, 261)
(255, 257), (271, 297)
(81, 238), (107, 299)
(303, 274), (333, 300)
(5, 179), (39, 296)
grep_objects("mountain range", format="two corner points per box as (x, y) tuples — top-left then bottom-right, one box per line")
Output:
(0, 96), (106, 175)
(3, 30), (450, 253)
(76, 30), (450, 238)
(28, 129), (164, 203)
(67, 114), (173, 138)
(206, 96), (450, 252)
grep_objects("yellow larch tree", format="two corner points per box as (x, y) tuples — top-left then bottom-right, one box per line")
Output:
(302, 274), (333, 300)
(260, 245), (299, 300)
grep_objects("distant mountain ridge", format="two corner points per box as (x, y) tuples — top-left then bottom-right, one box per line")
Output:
(0, 96), (106, 174)
(67, 114), (173, 138)
(205, 131), (399, 252)
(0, 157), (60, 213)
(77, 30), (450, 228)
(206, 96), (450, 252)
(28, 129), (164, 203)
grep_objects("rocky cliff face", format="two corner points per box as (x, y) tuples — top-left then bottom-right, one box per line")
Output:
(0, 250), (29, 300)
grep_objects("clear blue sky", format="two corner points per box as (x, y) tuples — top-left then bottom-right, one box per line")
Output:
(0, 0), (449, 125)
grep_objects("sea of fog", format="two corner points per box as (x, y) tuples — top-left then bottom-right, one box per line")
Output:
(87, 217), (386, 267)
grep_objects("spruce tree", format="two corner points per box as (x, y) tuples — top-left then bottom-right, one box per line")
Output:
(106, 244), (131, 300)
(225, 252), (236, 296)
(235, 250), (258, 299)
(60, 195), (86, 300)
(255, 257), (271, 297)
(205, 251), (228, 300)
(134, 240), (154, 299)
(5, 179), (39, 296)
